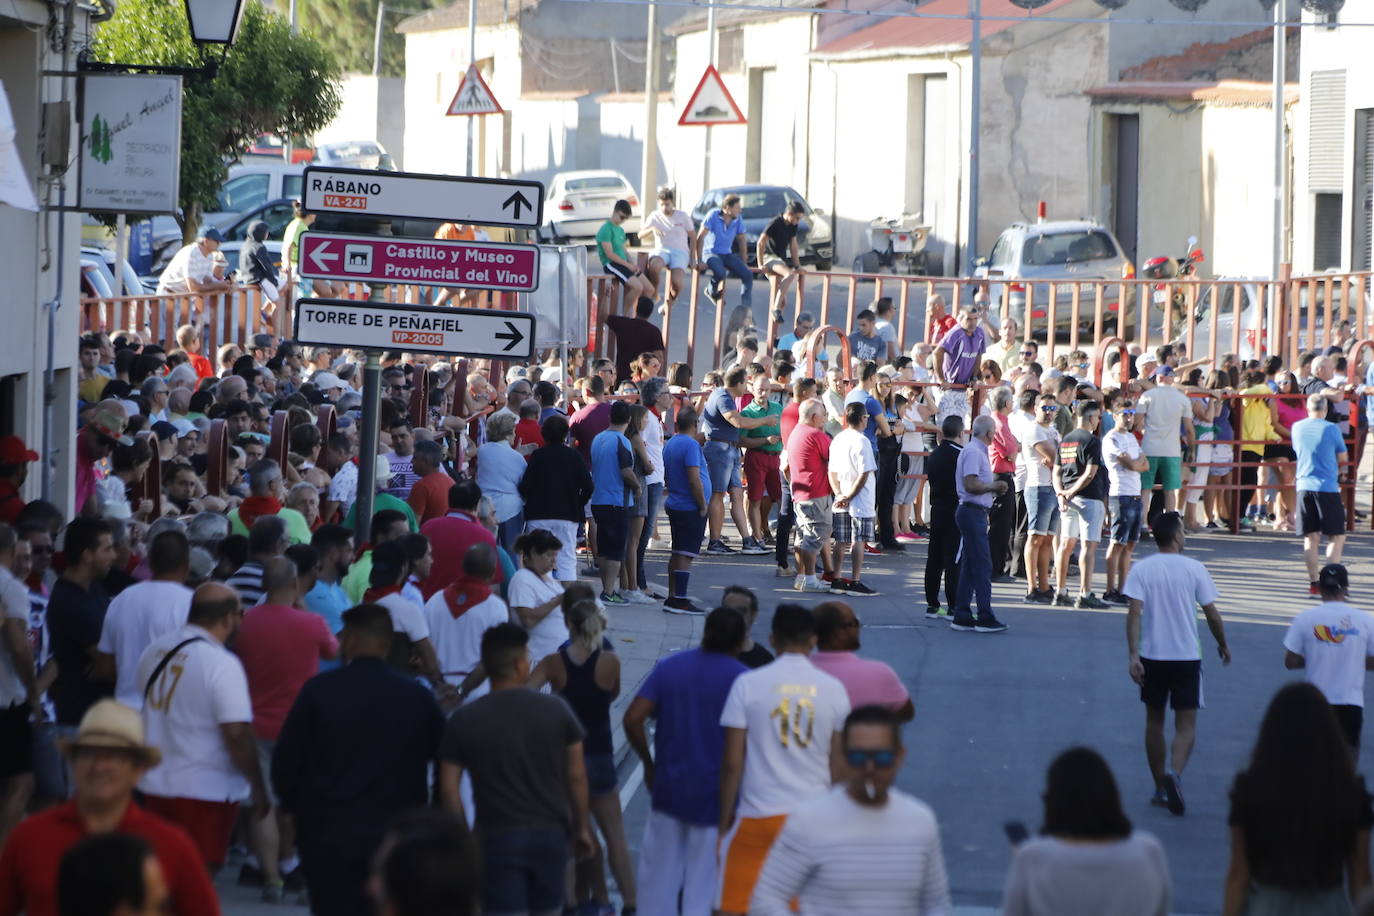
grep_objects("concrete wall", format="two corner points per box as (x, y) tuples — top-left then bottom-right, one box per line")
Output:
(1103, 0), (1275, 81)
(597, 97), (678, 198)
(315, 74), (406, 169)
(1292, 0), (1374, 273)
(0, 6), (85, 513)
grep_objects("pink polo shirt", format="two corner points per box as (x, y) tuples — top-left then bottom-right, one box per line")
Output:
(810, 651), (910, 711)
(990, 409), (1019, 474)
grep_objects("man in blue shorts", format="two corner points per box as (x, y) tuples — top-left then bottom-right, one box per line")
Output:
(661, 408), (712, 614)
(700, 367), (772, 556)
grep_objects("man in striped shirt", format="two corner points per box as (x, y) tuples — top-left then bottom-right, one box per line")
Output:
(751, 706), (951, 915)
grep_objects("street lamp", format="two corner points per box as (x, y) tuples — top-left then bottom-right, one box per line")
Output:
(183, 0), (247, 45)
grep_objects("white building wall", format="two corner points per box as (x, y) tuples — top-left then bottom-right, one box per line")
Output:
(597, 98), (679, 199)
(315, 74), (407, 169)
(1, 11), (84, 513)
(1201, 104), (1283, 278)
(1293, 0), (1374, 274)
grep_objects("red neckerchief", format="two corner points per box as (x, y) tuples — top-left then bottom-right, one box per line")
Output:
(363, 583), (403, 603)
(442, 574), (493, 619)
(238, 495), (282, 529)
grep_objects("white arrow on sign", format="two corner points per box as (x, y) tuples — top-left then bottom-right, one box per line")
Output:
(307, 240), (339, 272)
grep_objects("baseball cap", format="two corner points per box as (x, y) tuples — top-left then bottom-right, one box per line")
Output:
(88, 404), (134, 446)
(59, 699), (162, 766)
(312, 371), (346, 391)
(1151, 365), (1175, 378)
(251, 333), (274, 351)
(506, 365), (530, 384)
(0, 436), (38, 464)
(1319, 563), (1350, 594)
(201, 227), (224, 243)
(170, 418), (197, 438)
(150, 421), (178, 442)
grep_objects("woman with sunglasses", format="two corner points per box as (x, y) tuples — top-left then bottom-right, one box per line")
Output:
(1182, 371), (1222, 533)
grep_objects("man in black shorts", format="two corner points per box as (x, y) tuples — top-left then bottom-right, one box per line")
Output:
(1123, 513), (1231, 816)
(1291, 392), (1348, 594)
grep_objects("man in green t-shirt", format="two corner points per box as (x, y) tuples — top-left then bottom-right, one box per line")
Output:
(739, 373), (784, 555)
(597, 199), (653, 302)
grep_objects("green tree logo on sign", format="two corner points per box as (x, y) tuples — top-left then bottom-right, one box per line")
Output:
(90, 113), (114, 164)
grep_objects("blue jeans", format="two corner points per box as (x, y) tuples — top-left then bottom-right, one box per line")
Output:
(636, 482), (663, 589)
(706, 252), (753, 305)
(497, 512), (524, 554)
(480, 827), (568, 915)
(954, 503), (994, 624)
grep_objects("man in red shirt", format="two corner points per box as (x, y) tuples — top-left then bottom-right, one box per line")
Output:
(234, 558), (338, 900)
(0, 699), (220, 916)
(175, 324), (215, 380)
(405, 441), (454, 526)
(418, 479), (501, 599)
(773, 378), (816, 578)
(0, 437), (37, 526)
(785, 398), (834, 592)
(987, 387), (1021, 580)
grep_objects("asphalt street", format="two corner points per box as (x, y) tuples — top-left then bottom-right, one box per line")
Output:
(217, 502), (1374, 914)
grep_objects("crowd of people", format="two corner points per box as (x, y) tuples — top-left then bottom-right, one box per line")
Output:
(0, 193), (1373, 915)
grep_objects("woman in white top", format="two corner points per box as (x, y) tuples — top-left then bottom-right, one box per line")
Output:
(98, 437), (155, 523)
(507, 528), (569, 662)
(474, 413), (527, 553)
(1002, 747), (1170, 916)
(638, 379), (670, 576)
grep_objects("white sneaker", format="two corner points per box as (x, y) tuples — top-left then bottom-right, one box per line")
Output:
(621, 590), (657, 605)
(647, 538), (667, 551)
(801, 576), (830, 593)
(794, 574), (807, 591)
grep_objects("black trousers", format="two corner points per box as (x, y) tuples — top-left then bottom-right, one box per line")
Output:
(876, 436), (900, 543)
(775, 476), (795, 569)
(1011, 485), (1029, 577)
(924, 514), (961, 610)
(298, 827), (382, 916)
(990, 472), (1016, 576)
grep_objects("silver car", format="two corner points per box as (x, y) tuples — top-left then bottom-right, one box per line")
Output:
(536, 170), (640, 245)
(975, 219), (1135, 336)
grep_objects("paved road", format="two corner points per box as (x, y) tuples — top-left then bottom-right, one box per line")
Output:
(218, 499), (1374, 914)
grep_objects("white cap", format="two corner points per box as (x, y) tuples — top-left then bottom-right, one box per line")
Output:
(313, 371), (346, 391)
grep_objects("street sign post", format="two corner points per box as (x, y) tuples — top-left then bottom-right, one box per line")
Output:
(297, 231), (541, 291)
(293, 298), (536, 361)
(302, 166), (544, 230)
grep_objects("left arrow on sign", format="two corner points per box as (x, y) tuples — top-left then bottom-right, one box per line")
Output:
(308, 241), (339, 272)
(495, 320), (525, 352)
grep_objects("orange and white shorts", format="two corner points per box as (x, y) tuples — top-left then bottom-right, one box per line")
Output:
(715, 814), (789, 914)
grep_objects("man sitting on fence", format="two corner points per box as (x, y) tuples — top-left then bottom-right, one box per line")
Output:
(157, 229), (235, 300)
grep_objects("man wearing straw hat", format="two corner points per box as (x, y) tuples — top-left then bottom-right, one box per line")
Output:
(0, 699), (219, 915)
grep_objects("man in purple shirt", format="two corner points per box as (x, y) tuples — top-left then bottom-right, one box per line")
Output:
(569, 376), (612, 466)
(951, 415), (1008, 633)
(933, 304), (997, 424)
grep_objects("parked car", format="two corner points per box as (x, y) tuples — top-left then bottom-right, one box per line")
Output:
(974, 219), (1135, 336)
(312, 140), (396, 171)
(536, 170), (640, 245)
(149, 161), (307, 268)
(80, 247), (146, 298)
(245, 133), (314, 163)
(209, 198), (296, 275)
(689, 185), (833, 270)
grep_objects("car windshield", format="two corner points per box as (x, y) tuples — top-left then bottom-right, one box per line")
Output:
(1021, 230), (1116, 266)
(566, 177), (627, 192)
(734, 189), (804, 219)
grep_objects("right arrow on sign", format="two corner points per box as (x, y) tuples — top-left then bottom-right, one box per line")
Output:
(495, 320), (524, 352)
(502, 191), (532, 220)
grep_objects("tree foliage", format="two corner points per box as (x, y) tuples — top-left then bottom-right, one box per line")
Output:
(298, 0), (437, 79)
(90, 0), (343, 240)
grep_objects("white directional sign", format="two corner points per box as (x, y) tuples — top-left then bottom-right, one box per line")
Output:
(302, 166), (545, 230)
(293, 298), (536, 360)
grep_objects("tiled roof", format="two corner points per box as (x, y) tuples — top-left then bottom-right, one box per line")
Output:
(667, 0), (824, 35)
(1086, 79), (1298, 107)
(1118, 25), (1295, 82)
(397, 0), (540, 34)
(809, 0), (1077, 58)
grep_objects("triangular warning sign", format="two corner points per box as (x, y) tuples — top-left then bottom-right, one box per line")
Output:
(678, 64), (745, 126)
(446, 63), (503, 116)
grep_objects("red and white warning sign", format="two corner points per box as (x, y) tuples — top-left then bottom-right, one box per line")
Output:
(446, 63), (503, 116)
(678, 64), (745, 126)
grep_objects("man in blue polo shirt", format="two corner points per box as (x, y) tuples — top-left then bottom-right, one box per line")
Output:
(696, 194), (752, 311)
(700, 367), (772, 556)
(843, 361), (892, 452)
(1291, 392), (1349, 594)
(590, 401), (639, 605)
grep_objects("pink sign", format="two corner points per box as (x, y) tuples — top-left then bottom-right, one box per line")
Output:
(297, 231), (541, 292)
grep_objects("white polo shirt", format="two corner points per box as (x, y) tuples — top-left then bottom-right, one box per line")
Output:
(137, 624), (253, 803)
(720, 652), (851, 820)
(376, 592), (430, 643)
(423, 590), (510, 693)
(97, 579), (193, 709)
(1283, 601), (1374, 707)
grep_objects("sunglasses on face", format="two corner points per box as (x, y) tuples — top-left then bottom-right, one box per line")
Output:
(1041, 404), (1059, 412)
(1119, 408), (1136, 415)
(844, 749), (898, 769)
(1021, 350), (1035, 356)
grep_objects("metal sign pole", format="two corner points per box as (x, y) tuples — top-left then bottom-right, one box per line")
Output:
(355, 348), (382, 540)
(558, 247), (569, 390)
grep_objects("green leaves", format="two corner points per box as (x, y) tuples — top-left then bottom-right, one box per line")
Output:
(90, 0), (343, 238)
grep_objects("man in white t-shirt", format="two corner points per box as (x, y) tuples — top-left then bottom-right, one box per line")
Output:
(1136, 366), (1195, 512)
(641, 188), (699, 308)
(717, 604), (851, 916)
(1102, 399), (1149, 607)
(95, 530), (193, 709)
(423, 543), (508, 699)
(137, 582), (268, 868)
(1283, 563), (1374, 753)
(367, 541), (449, 695)
(156, 228), (235, 296)
(828, 402), (879, 598)
(1123, 513), (1230, 817)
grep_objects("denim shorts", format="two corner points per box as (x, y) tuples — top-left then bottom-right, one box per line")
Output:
(1061, 496), (1105, 543)
(1108, 495), (1143, 544)
(650, 247), (690, 271)
(480, 828), (568, 915)
(585, 752), (618, 796)
(703, 440), (742, 492)
(1024, 486), (1060, 535)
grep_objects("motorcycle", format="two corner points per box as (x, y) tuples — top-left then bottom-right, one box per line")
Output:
(852, 214), (931, 276)
(1142, 234), (1205, 313)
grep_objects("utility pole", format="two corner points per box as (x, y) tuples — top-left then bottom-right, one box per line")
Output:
(467, 0), (478, 176)
(1271, 0), (1287, 280)
(640, 1), (660, 214)
(703, 1), (716, 190)
(373, 1), (386, 76)
(966, 0), (982, 274)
